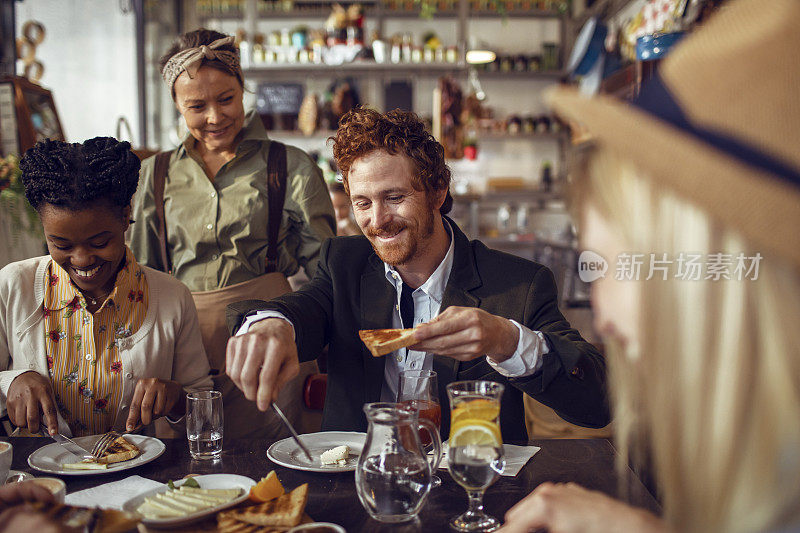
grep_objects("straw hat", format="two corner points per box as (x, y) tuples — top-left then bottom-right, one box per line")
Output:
(548, 0), (800, 267)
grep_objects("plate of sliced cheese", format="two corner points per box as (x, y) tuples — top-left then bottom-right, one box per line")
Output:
(122, 473), (255, 527)
(27, 434), (165, 476)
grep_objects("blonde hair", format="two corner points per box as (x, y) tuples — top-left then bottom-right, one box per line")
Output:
(574, 147), (800, 533)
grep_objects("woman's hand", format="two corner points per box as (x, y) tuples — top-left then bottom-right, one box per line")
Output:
(125, 378), (183, 431)
(497, 482), (668, 533)
(6, 372), (59, 435)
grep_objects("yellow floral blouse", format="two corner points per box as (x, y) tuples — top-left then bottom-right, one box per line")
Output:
(43, 248), (148, 436)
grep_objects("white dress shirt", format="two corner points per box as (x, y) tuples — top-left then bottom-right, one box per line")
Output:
(237, 220), (549, 401)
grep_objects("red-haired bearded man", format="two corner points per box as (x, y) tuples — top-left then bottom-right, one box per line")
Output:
(224, 108), (609, 440)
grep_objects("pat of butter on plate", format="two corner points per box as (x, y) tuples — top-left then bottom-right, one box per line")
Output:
(320, 445), (350, 466)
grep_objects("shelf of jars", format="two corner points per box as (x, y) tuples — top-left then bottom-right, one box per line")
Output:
(242, 62), (466, 77)
(475, 131), (566, 140)
(242, 63), (564, 79)
(194, 0), (567, 19)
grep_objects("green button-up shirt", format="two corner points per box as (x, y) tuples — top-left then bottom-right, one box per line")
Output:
(128, 111), (335, 292)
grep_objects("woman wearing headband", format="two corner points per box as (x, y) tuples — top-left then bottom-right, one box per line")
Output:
(498, 1), (800, 532)
(0, 138), (212, 438)
(128, 29), (335, 439)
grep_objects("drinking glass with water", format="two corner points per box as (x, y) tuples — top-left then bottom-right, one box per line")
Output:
(186, 390), (223, 460)
(446, 380), (506, 532)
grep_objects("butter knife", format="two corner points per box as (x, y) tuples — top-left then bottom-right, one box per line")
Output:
(271, 403), (313, 462)
(51, 433), (93, 461)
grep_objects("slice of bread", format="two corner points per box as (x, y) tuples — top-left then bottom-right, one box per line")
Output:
(95, 436), (140, 464)
(216, 515), (278, 533)
(221, 484), (308, 527)
(359, 328), (417, 357)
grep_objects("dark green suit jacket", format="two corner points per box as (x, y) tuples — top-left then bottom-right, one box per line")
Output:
(227, 220), (610, 441)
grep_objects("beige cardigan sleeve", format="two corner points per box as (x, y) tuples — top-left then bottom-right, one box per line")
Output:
(0, 257), (47, 418)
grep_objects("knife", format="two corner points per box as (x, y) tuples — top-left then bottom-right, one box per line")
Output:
(271, 403), (313, 462)
(51, 433), (93, 461)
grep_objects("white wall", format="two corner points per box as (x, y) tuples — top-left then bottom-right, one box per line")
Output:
(15, 0), (139, 144)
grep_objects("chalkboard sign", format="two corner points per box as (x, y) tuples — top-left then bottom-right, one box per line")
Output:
(256, 83), (305, 115)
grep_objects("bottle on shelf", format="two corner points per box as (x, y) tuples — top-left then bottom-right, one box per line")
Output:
(541, 160), (553, 192)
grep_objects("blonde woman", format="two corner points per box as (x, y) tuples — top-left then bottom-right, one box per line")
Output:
(498, 1), (800, 532)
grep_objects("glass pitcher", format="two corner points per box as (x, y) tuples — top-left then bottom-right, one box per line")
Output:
(355, 402), (443, 523)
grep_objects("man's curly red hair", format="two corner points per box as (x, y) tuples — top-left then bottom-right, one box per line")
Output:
(331, 108), (453, 214)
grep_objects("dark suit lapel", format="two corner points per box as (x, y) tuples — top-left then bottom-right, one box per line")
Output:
(435, 219), (483, 396)
(360, 253), (394, 403)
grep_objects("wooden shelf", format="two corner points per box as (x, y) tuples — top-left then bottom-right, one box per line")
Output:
(476, 69), (566, 80)
(244, 62), (465, 78)
(243, 62), (565, 80)
(453, 189), (560, 202)
(198, 6), (562, 19)
(482, 237), (573, 249)
(476, 131), (566, 140)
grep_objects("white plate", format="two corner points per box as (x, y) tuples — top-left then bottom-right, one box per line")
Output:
(27, 434), (165, 476)
(267, 431), (366, 473)
(122, 473), (254, 528)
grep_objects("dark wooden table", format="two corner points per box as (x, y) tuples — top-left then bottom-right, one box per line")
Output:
(6, 437), (660, 531)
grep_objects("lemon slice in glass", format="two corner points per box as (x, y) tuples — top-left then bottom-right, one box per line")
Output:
(451, 399), (501, 424)
(450, 419), (502, 447)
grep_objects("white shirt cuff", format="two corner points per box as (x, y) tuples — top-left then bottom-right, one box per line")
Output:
(236, 310), (296, 340)
(486, 320), (548, 378)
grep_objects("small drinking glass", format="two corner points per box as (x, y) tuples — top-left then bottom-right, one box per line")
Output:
(186, 390), (223, 460)
(446, 380), (506, 532)
(398, 369), (442, 487)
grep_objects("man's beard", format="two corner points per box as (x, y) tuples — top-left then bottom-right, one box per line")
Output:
(365, 209), (435, 266)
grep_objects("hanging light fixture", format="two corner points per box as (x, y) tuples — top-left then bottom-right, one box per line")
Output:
(466, 38), (496, 65)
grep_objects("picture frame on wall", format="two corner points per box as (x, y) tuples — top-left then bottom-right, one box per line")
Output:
(0, 75), (64, 157)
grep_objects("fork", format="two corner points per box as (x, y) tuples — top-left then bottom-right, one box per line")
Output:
(90, 431), (120, 460)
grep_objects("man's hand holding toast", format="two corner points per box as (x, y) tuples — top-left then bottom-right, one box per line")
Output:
(411, 306), (520, 363)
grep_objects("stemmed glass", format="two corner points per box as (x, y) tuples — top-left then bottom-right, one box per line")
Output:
(446, 380), (506, 532)
(398, 369), (442, 487)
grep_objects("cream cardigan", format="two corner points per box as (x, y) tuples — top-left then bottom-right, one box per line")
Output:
(0, 256), (213, 432)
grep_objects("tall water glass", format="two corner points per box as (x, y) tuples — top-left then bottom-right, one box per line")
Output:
(186, 390), (223, 460)
(398, 369), (442, 487)
(446, 380), (506, 532)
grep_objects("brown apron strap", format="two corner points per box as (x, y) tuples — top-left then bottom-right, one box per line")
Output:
(265, 141), (287, 274)
(152, 150), (173, 273)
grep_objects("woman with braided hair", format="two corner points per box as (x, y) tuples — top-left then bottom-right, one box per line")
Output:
(129, 28), (335, 439)
(0, 137), (212, 437)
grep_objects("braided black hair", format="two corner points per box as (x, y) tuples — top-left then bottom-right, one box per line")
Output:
(20, 137), (140, 218)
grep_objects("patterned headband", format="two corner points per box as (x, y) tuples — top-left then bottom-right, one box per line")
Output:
(161, 36), (242, 92)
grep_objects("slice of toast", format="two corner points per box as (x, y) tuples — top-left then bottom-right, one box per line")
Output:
(359, 328), (417, 357)
(216, 515), (277, 533)
(220, 484), (308, 527)
(96, 435), (140, 464)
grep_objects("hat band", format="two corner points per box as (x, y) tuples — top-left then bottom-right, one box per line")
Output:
(632, 72), (800, 187)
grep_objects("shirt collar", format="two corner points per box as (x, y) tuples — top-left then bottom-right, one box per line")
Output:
(176, 109), (269, 159)
(44, 247), (142, 312)
(384, 218), (455, 303)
